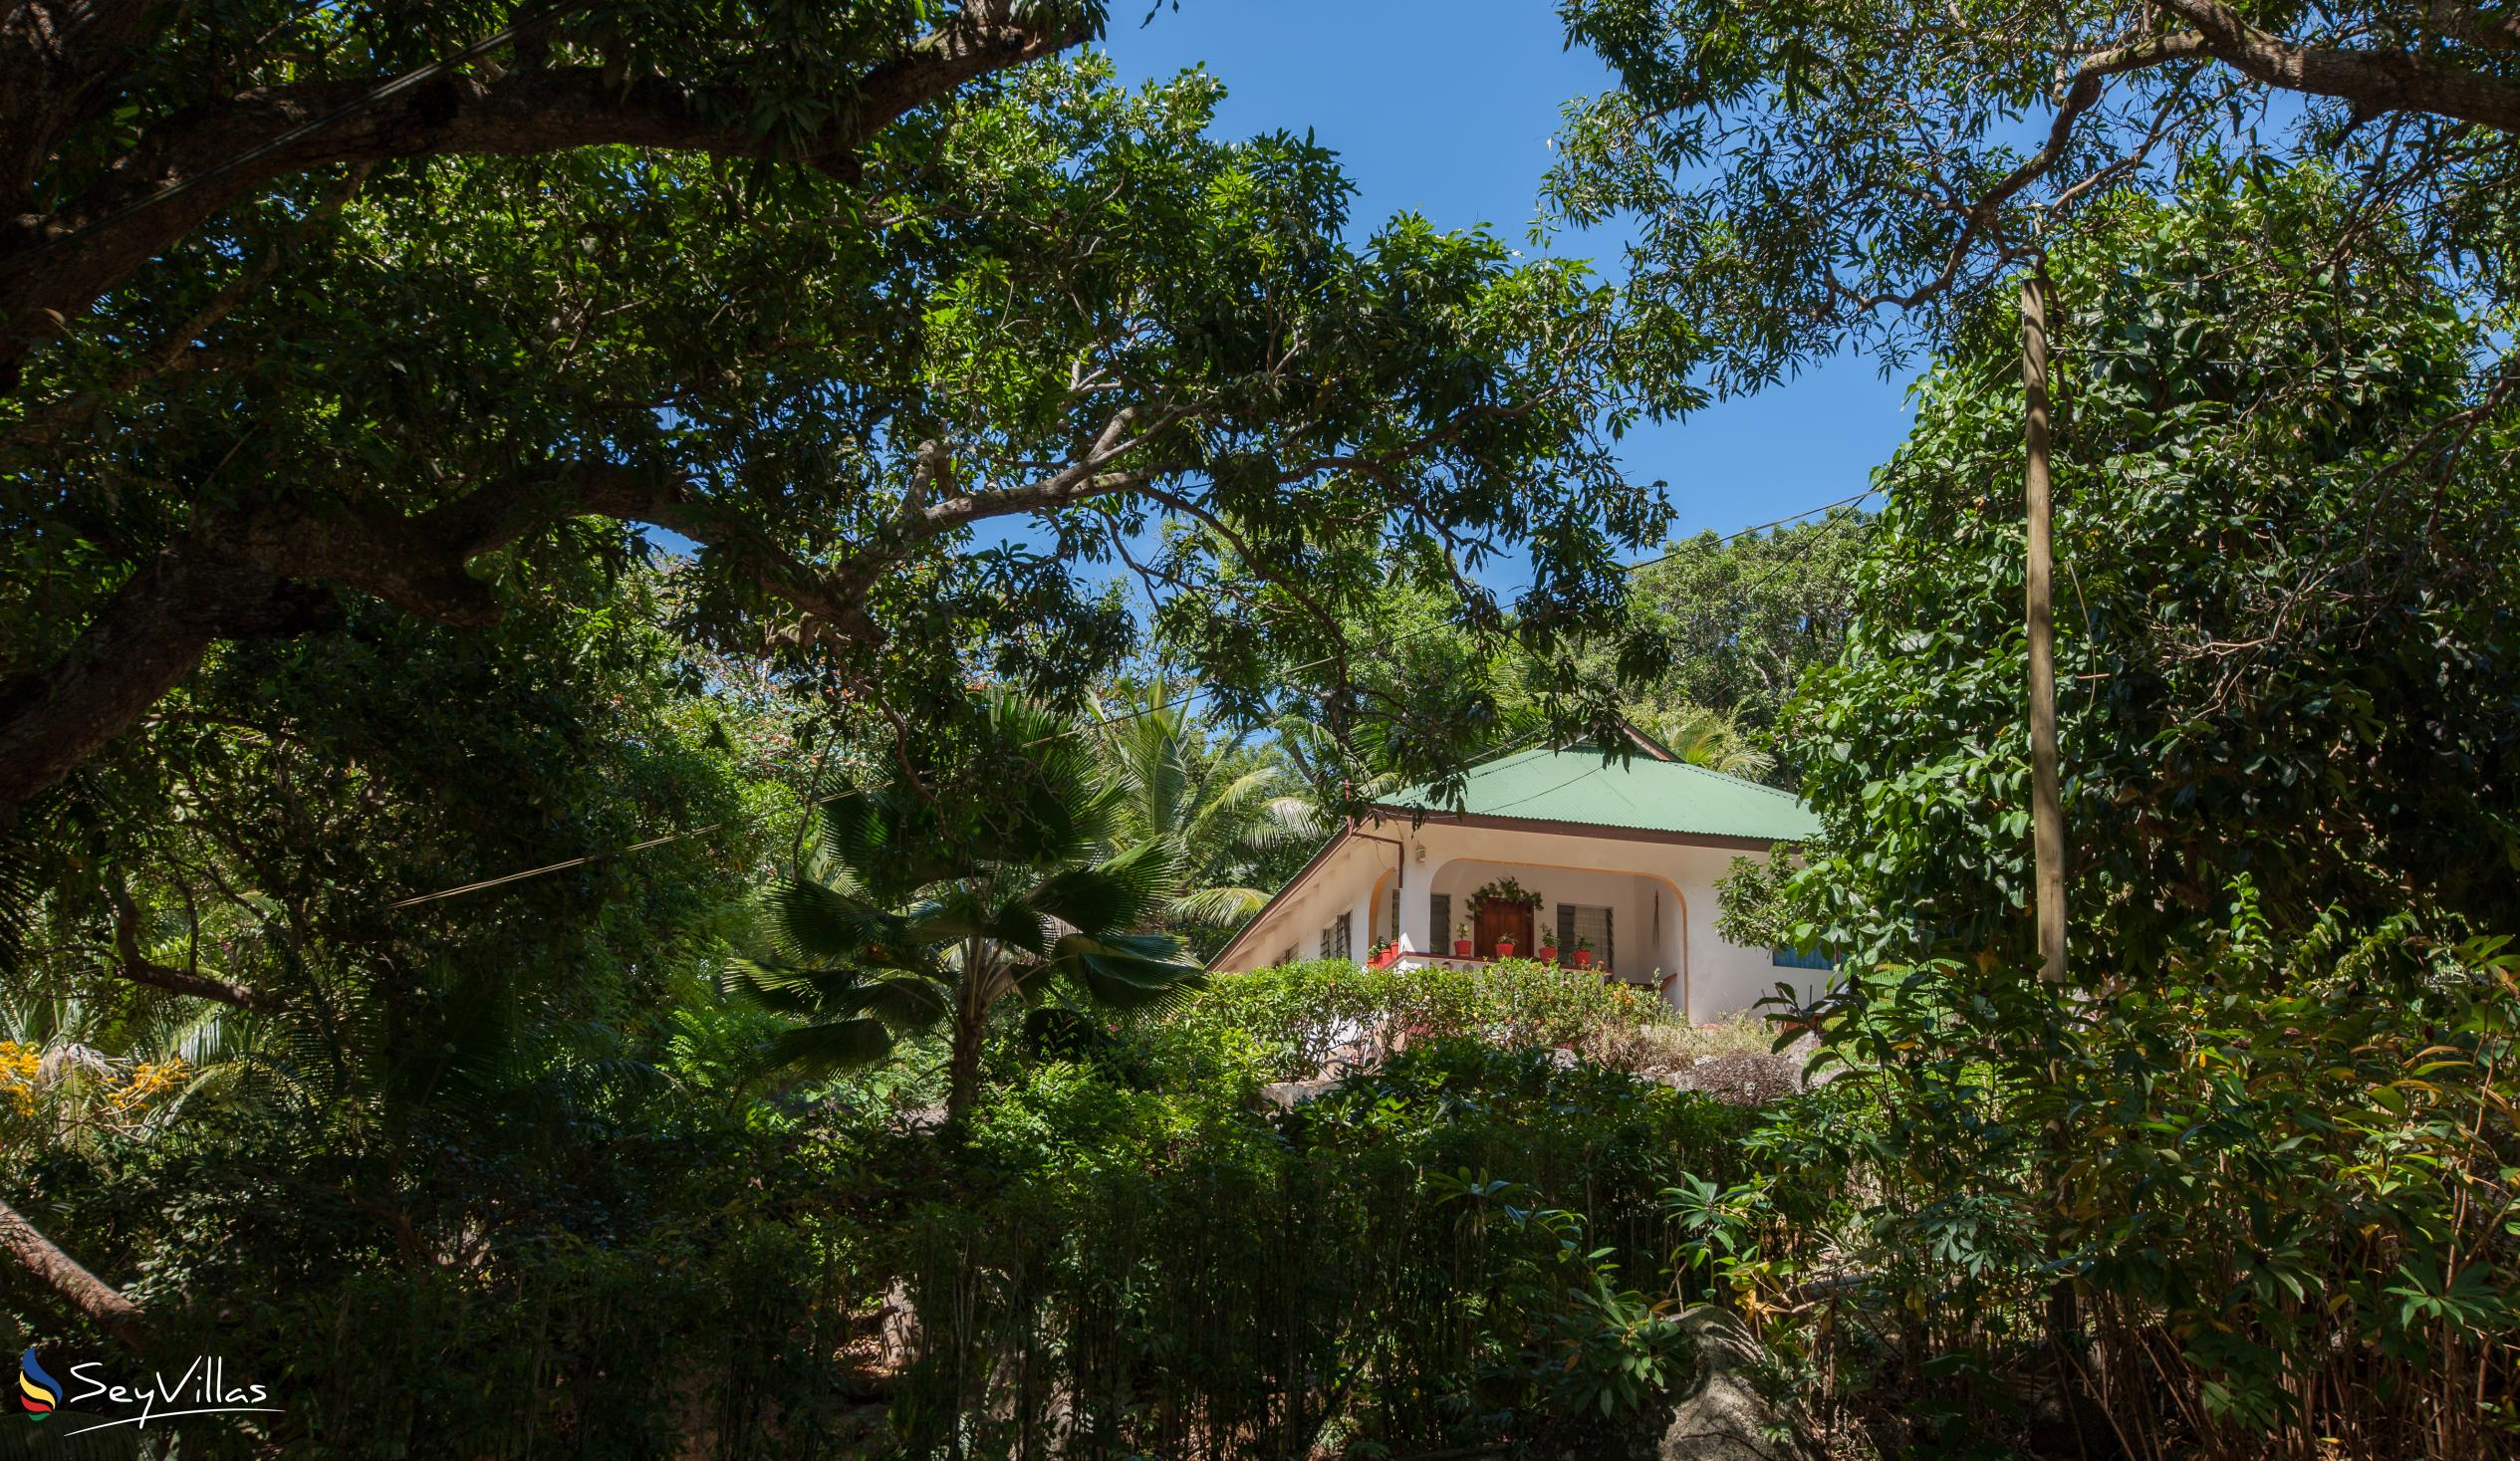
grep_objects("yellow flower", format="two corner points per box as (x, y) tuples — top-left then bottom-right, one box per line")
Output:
(111, 1058), (189, 1110)
(0, 1041), (38, 1115)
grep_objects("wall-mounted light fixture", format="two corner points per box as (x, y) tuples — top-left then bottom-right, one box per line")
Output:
(1413, 845), (1426, 864)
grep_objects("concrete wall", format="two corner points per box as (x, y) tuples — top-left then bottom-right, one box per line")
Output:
(1215, 816), (1830, 1024)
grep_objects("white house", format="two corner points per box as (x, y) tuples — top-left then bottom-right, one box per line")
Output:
(1210, 727), (1831, 1023)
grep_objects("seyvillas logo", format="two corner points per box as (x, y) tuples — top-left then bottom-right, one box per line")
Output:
(17, 1349), (60, 1419)
(13, 1352), (280, 1437)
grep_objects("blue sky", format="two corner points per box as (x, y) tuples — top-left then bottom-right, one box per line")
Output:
(1104, 0), (1917, 548)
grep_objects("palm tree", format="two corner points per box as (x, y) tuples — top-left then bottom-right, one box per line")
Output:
(1093, 681), (1322, 935)
(735, 694), (1201, 1117)
(1629, 704), (1777, 779)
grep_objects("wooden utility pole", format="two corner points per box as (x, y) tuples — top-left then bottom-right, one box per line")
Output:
(2020, 267), (2068, 985)
(2023, 265), (2085, 1411)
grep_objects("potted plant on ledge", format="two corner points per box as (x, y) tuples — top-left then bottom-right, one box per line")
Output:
(1452, 920), (1474, 958)
(1571, 936), (1595, 970)
(1536, 936), (1560, 963)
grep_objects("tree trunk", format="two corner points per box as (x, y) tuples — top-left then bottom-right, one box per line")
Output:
(0, 1193), (149, 1346)
(945, 998), (989, 1121)
(2020, 267), (2068, 986)
(2023, 265), (2088, 1428)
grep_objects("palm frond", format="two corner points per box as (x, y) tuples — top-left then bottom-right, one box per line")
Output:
(757, 877), (908, 964)
(727, 957), (855, 1013)
(763, 1016), (898, 1078)
(1176, 764), (1282, 851)
(1167, 883), (1271, 929)
(847, 974), (952, 1028)
(1048, 929), (1204, 1010)
(1033, 842), (1175, 934)
(905, 882), (1049, 956)
(1247, 793), (1325, 849)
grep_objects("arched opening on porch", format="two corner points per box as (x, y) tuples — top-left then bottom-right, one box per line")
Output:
(1415, 854), (1689, 1008)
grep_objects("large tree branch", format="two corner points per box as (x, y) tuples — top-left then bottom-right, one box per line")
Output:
(1, 2), (1091, 378)
(2150, 0), (2520, 130)
(6, 161), (368, 447)
(0, 551), (332, 810)
(110, 882), (276, 1012)
(0, 434), (1177, 813)
(0, 1193), (149, 1346)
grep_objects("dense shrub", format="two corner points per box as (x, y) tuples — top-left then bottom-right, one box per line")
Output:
(241, 1223), (857, 1459)
(882, 1034), (1756, 1459)
(6, 963), (1773, 1460)
(1145, 956), (1756, 1085)
(5, 1094), (880, 1460)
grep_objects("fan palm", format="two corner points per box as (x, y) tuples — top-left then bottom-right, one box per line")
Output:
(735, 695), (1200, 1117)
(1094, 682), (1322, 933)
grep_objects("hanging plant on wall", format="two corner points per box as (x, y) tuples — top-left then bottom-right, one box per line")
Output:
(1466, 876), (1544, 911)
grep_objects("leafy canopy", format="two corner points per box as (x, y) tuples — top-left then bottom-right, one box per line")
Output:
(1551, 0), (2520, 391)
(4, 51), (1669, 824)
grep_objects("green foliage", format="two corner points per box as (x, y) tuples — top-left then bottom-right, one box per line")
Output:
(1466, 874), (1545, 911)
(1749, 161), (2520, 981)
(1152, 956), (1681, 1085)
(736, 693), (1200, 1114)
(1624, 703), (1772, 780)
(5, 50), (1674, 823)
(1090, 678), (1322, 954)
(1712, 170), (2520, 1456)
(1733, 913), (2520, 1456)
(214, 1222), (859, 1459)
(1281, 511), (1866, 798)
(1548, 0), (2520, 390)
(882, 1034), (1754, 1458)
(1621, 513), (1871, 758)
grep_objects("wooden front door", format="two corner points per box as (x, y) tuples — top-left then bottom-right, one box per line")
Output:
(1474, 901), (1533, 958)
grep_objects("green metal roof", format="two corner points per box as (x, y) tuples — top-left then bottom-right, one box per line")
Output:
(1382, 746), (1820, 843)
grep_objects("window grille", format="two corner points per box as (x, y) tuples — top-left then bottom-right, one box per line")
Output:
(1428, 893), (1451, 947)
(1771, 945), (1835, 971)
(1321, 912), (1352, 961)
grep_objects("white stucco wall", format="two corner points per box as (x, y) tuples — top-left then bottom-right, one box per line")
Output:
(1215, 817), (1831, 1024)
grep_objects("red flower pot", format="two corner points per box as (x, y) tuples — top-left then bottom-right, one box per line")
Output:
(1493, 940), (1516, 960)
(1571, 950), (1594, 969)
(1537, 945), (1559, 963)
(1452, 939), (1474, 957)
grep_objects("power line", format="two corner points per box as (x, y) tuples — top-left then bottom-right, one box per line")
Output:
(386, 486), (1882, 910)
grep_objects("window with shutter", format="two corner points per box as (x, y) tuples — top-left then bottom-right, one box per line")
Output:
(1429, 893), (1451, 947)
(1557, 905), (1614, 970)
